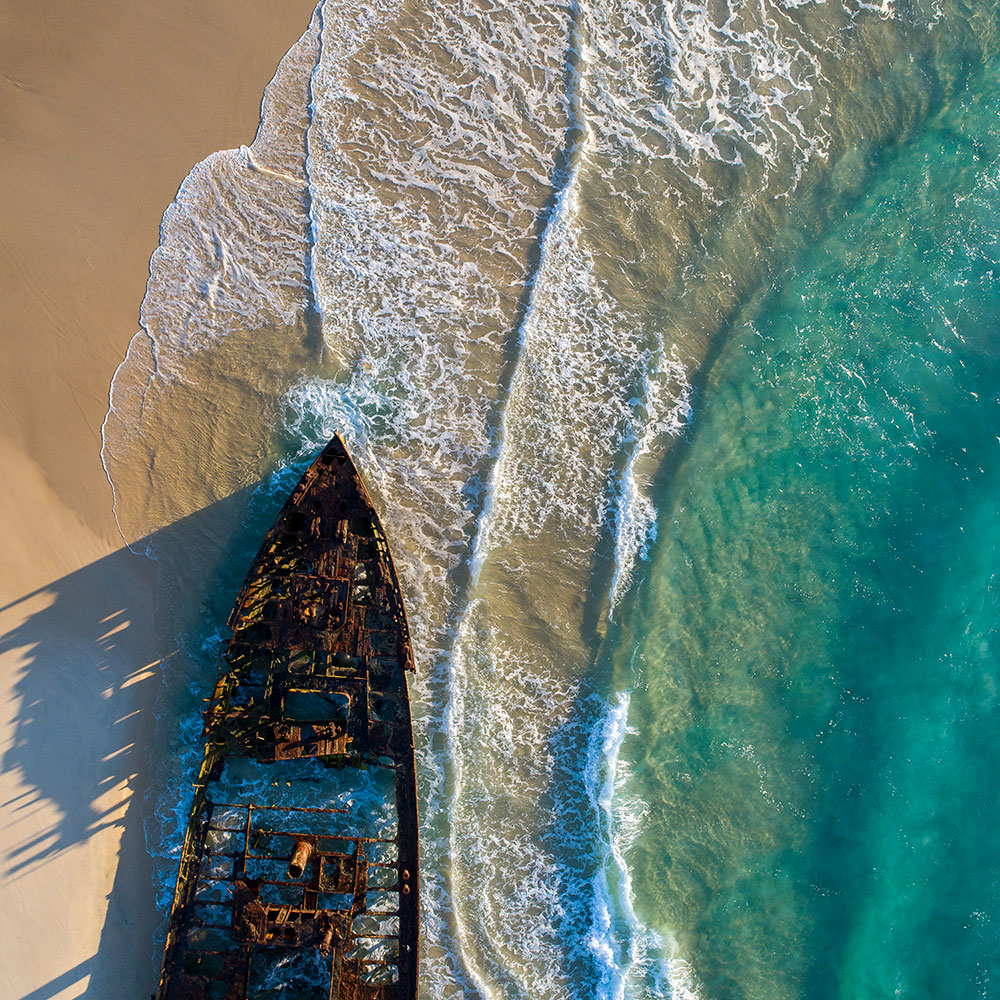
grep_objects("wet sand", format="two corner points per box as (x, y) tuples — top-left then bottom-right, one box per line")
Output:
(0, 2), (318, 996)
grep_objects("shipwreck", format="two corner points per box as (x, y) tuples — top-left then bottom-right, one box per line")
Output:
(156, 435), (419, 999)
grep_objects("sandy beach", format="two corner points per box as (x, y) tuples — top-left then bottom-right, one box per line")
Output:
(0, 2), (317, 996)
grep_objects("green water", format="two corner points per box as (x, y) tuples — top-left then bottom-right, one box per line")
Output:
(615, 55), (1000, 1000)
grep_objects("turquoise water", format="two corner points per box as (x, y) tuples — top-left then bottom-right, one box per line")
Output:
(610, 61), (1000, 999)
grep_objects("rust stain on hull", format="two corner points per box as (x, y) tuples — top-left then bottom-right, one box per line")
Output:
(156, 435), (419, 1000)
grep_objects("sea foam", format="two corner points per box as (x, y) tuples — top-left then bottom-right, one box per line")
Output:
(586, 691), (693, 1000)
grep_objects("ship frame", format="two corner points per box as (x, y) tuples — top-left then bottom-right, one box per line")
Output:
(155, 435), (419, 1000)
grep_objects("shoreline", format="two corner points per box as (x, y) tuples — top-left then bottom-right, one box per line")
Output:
(0, 3), (318, 996)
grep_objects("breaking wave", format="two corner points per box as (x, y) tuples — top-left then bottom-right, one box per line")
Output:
(586, 691), (675, 1000)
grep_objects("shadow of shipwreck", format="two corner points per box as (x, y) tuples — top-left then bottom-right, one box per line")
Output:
(0, 483), (280, 999)
(0, 538), (161, 999)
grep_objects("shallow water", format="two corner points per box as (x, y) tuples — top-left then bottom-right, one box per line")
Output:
(103, 0), (1000, 995)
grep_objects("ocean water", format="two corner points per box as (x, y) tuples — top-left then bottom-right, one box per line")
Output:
(102, 0), (1000, 996)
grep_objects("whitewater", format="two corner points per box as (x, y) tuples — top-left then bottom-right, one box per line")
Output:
(102, 0), (1000, 995)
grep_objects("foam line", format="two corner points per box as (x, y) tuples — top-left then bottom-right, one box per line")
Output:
(467, 156), (588, 586)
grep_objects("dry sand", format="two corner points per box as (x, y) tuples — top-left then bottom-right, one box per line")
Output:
(0, 2), (319, 996)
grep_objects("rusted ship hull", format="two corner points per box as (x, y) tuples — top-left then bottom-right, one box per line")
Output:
(156, 435), (418, 1000)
